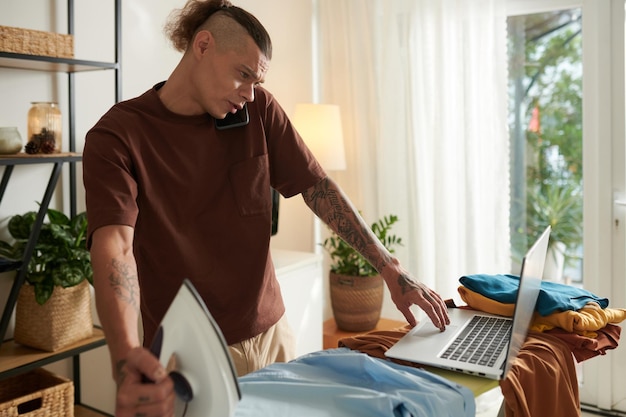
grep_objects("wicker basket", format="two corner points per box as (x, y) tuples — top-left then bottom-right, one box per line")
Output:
(329, 272), (384, 332)
(0, 26), (74, 58)
(14, 280), (93, 352)
(0, 369), (73, 417)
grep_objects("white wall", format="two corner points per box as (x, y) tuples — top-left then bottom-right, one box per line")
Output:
(0, 0), (315, 413)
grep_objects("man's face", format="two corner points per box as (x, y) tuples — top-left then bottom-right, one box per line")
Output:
(194, 32), (270, 119)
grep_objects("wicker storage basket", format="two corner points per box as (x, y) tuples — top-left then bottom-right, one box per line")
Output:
(329, 272), (384, 332)
(14, 280), (93, 352)
(0, 26), (74, 58)
(0, 368), (73, 417)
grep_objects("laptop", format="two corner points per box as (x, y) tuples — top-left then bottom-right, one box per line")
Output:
(385, 226), (550, 380)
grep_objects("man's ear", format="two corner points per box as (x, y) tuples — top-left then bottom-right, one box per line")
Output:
(192, 30), (214, 57)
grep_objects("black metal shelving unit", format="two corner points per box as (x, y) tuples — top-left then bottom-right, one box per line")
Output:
(0, 1), (121, 415)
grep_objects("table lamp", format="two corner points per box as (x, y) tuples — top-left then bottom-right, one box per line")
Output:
(292, 103), (346, 171)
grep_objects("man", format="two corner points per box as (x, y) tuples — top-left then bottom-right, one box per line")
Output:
(83, 1), (450, 415)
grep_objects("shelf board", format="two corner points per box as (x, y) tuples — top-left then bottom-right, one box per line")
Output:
(0, 327), (106, 379)
(0, 152), (81, 166)
(0, 52), (118, 73)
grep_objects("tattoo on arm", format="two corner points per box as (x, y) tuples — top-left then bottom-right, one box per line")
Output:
(109, 258), (140, 314)
(397, 273), (417, 295)
(115, 359), (127, 387)
(303, 178), (392, 272)
(302, 178), (341, 216)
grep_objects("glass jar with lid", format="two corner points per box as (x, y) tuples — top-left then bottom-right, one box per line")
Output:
(26, 102), (62, 154)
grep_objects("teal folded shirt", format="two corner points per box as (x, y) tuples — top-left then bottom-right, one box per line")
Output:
(459, 274), (609, 316)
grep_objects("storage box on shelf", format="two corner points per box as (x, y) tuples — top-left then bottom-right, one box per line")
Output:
(0, 25), (74, 58)
(0, 368), (73, 417)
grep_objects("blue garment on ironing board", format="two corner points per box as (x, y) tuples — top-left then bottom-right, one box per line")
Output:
(235, 348), (475, 417)
(459, 274), (609, 316)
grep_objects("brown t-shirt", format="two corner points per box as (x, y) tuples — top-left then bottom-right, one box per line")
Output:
(83, 83), (326, 346)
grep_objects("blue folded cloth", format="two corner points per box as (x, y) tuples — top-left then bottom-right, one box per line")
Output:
(459, 274), (609, 316)
(235, 348), (475, 417)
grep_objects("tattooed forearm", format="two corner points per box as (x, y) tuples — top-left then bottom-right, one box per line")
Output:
(304, 177), (394, 273)
(397, 273), (418, 295)
(109, 258), (140, 313)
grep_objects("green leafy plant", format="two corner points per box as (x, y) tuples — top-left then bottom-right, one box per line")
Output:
(0, 208), (93, 305)
(321, 214), (403, 277)
(511, 180), (583, 267)
(527, 181), (582, 261)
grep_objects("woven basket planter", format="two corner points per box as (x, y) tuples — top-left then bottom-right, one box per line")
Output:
(14, 280), (93, 352)
(0, 368), (73, 417)
(329, 272), (384, 332)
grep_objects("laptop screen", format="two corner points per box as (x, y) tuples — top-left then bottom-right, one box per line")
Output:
(502, 226), (550, 377)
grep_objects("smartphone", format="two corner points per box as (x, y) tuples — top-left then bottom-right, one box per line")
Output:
(215, 104), (249, 130)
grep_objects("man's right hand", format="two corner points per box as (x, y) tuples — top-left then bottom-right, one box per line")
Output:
(115, 347), (176, 417)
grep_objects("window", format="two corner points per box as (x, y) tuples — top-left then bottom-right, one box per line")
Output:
(507, 8), (583, 284)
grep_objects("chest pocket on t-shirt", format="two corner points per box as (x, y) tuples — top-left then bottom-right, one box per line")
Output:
(228, 155), (272, 216)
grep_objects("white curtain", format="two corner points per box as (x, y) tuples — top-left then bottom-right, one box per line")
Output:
(318, 0), (510, 314)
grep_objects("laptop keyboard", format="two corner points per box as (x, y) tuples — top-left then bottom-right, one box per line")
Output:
(440, 315), (512, 367)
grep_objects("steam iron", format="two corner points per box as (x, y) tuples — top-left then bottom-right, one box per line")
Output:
(148, 279), (241, 417)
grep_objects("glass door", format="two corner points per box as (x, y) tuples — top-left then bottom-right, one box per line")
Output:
(508, 7), (583, 285)
(507, 0), (626, 412)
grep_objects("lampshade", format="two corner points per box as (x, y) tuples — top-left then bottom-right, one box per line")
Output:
(292, 103), (347, 171)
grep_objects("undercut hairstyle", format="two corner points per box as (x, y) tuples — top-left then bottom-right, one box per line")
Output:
(164, 0), (272, 60)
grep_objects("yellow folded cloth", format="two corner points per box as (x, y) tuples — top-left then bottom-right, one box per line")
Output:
(457, 285), (626, 337)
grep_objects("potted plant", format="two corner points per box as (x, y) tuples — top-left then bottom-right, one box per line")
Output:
(525, 181), (583, 282)
(321, 214), (403, 331)
(0, 208), (94, 351)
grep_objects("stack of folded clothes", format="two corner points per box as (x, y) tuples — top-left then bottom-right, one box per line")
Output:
(458, 274), (624, 362)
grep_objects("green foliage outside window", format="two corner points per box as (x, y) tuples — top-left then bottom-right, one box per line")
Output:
(509, 10), (583, 269)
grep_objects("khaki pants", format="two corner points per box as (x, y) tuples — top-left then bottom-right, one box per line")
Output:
(228, 314), (296, 377)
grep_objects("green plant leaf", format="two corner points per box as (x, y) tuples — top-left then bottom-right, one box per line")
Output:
(0, 240), (19, 259)
(34, 282), (54, 305)
(7, 212), (37, 240)
(46, 207), (70, 226)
